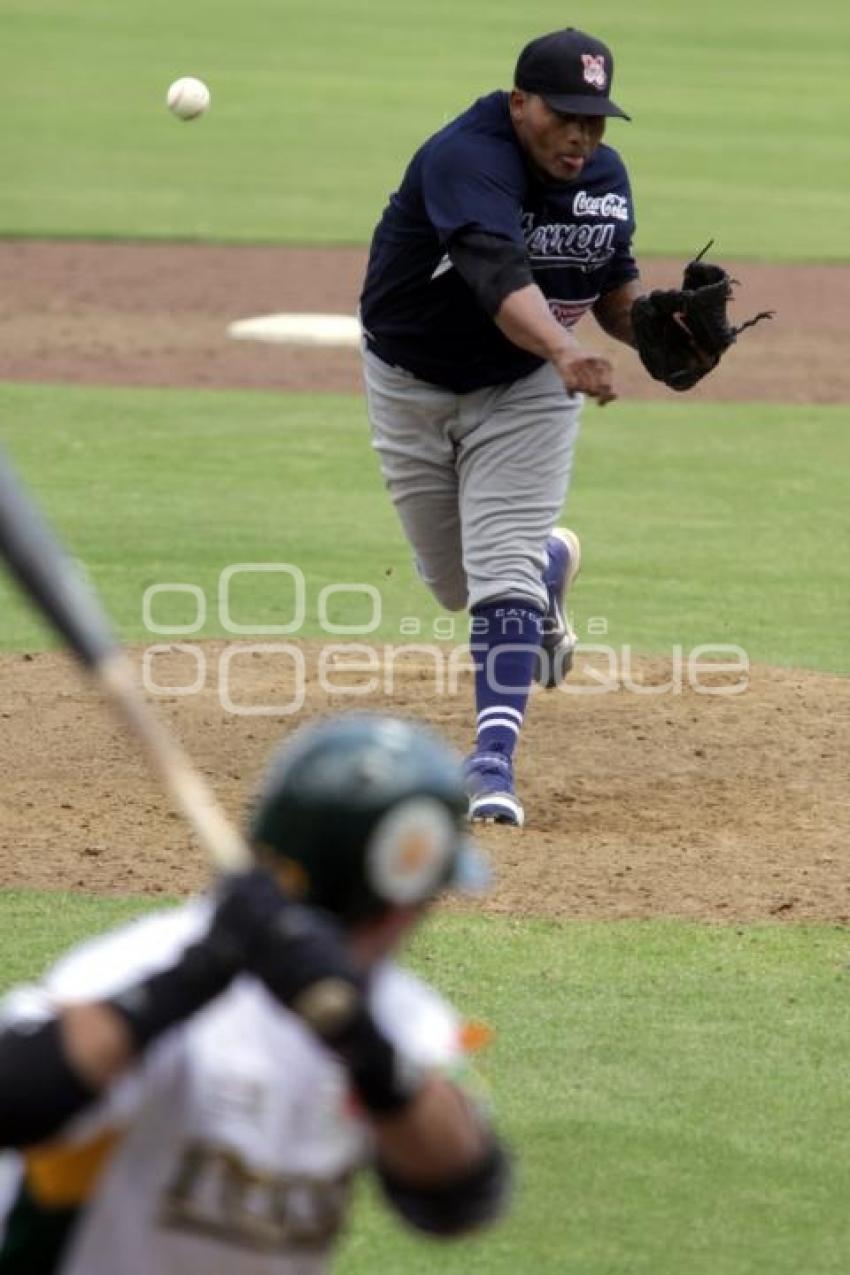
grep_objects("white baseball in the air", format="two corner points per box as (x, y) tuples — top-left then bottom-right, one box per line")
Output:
(166, 77), (211, 121)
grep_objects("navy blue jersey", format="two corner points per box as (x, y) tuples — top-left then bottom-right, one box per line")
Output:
(360, 91), (639, 393)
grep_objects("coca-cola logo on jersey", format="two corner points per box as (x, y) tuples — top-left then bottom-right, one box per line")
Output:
(573, 190), (629, 222)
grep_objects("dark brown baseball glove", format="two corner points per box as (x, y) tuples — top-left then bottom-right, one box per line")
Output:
(631, 242), (775, 392)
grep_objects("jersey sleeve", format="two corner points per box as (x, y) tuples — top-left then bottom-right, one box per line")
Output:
(369, 963), (491, 1101)
(0, 904), (209, 1145)
(598, 158), (640, 295)
(421, 135), (527, 248)
(600, 239), (639, 294)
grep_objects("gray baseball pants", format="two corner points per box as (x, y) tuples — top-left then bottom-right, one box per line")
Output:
(362, 347), (581, 613)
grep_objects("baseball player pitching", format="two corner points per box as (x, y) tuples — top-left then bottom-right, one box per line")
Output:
(360, 27), (768, 826)
(0, 716), (509, 1273)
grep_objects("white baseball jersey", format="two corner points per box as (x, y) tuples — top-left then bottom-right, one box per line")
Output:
(0, 900), (470, 1274)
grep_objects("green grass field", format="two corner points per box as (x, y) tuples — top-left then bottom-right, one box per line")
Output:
(0, 383), (846, 672)
(2, 0), (849, 257)
(2, 2), (849, 1270)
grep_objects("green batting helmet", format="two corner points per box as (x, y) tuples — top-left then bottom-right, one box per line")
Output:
(249, 714), (489, 923)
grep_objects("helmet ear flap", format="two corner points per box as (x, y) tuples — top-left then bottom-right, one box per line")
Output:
(268, 855), (311, 901)
(365, 798), (457, 907)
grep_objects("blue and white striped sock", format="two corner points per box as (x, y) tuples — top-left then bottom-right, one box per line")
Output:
(476, 704), (524, 756)
(470, 600), (544, 760)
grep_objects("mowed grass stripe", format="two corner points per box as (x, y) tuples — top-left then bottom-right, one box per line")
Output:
(0, 0), (848, 256)
(0, 382), (846, 672)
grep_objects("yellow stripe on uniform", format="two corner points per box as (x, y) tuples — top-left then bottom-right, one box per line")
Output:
(24, 1129), (122, 1207)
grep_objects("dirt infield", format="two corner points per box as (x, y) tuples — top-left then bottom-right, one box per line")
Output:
(1, 239), (849, 403)
(2, 644), (848, 922)
(0, 239), (847, 920)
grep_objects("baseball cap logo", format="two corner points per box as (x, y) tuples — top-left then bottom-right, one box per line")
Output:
(581, 53), (607, 90)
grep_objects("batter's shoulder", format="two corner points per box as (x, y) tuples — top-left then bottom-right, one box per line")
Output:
(369, 962), (463, 1067)
(44, 899), (212, 1004)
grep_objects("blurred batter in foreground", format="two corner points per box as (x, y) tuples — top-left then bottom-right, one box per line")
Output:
(0, 715), (509, 1273)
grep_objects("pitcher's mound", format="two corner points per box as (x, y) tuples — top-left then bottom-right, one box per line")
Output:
(1, 643), (847, 923)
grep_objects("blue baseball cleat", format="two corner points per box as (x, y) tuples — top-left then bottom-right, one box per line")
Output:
(464, 752), (525, 827)
(535, 526), (582, 690)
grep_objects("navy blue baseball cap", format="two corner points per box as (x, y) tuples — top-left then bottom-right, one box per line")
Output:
(514, 28), (631, 121)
